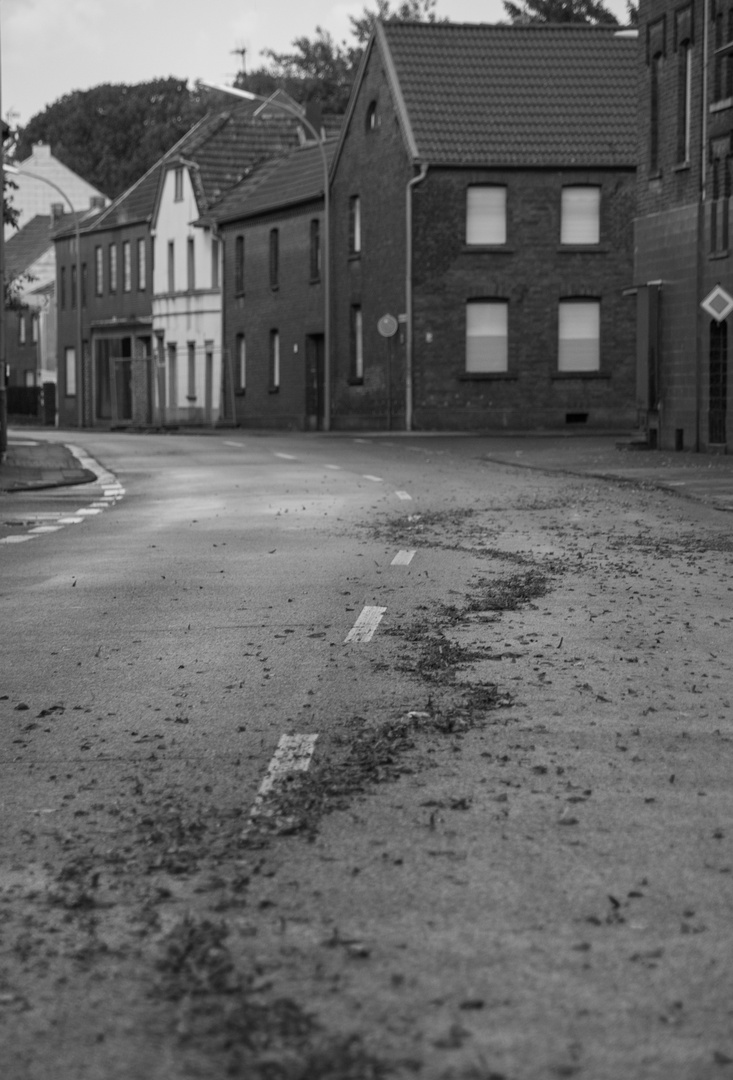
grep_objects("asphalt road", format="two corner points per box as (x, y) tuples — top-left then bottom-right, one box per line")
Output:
(1, 431), (732, 1080)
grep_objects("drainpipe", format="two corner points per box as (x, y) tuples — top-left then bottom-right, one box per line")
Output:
(405, 162), (428, 431)
(697, 0), (710, 451)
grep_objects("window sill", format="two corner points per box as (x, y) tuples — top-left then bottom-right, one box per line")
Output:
(551, 371), (610, 380)
(234, 291), (245, 300)
(709, 250), (730, 260)
(235, 389), (246, 397)
(462, 245), (514, 254)
(268, 386), (280, 394)
(557, 245), (608, 254)
(310, 276), (321, 285)
(647, 171), (663, 182)
(458, 373), (517, 381)
(270, 285), (279, 292)
(186, 395), (197, 402)
(673, 162), (691, 173)
(348, 376), (364, 386)
(348, 253), (362, 262)
(710, 97), (733, 113)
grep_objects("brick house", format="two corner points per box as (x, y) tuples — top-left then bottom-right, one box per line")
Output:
(208, 139), (336, 429)
(54, 102), (303, 428)
(329, 21), (638, 432)
(635, 0), (730, 451)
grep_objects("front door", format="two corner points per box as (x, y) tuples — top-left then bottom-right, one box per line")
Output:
(710, 320), (728, 445)
(305, 334), (324, 430)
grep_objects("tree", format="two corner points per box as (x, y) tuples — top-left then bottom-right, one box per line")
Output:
(13, 78), (212, 200)
(239, 0), (444, 114)
(502, 0), (619, 24)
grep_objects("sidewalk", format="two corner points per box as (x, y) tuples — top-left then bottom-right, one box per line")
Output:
(0, 435), (95, 492)
(473, 434), (733, 513)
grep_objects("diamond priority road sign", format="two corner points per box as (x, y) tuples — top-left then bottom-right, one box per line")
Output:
(701, 283), (733, 322)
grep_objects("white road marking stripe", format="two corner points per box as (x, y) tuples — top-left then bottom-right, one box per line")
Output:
(363, 474), (383, 482)
(76, 508), (102, 516)
(0, 535), (37, 544)
(395, 490), (412, 500)
(324, 464), (341, 470)
(345, 605), (387, 643)
(57, 517), (84, 525)
(249, 734), (319, 818)
(274, 452), (297, 460)
(28, 525), (63, 534)
(224, 440), (245, 447)
(391, 549), (416, 566)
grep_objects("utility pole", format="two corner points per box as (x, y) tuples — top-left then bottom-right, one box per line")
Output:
(0, 26), (7, 461)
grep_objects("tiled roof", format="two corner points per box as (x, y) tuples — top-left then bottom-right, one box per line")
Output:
(379, 21), (637, 167)
(5, 215), (54, 277)
(207, 139), (337, 225)
(67, 102), (307, 237)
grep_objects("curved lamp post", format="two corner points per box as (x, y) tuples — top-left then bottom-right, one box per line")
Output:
(201, 82), (331, 432)
(5, 164), (84, 429)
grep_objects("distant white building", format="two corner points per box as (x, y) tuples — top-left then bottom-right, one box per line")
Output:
(6, 143), (108, 234)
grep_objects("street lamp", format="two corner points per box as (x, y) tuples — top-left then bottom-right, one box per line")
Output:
(4, 164), (84, 429)
(201, 82), (331, 432)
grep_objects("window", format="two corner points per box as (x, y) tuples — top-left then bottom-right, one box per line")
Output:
(122, 241), (131, 292)
(366, 101), (378, 131)
(31, 314), (38, 343)
(269, 330), (280, 390)
(109, 243), (117, 293)
(187, 237), (195, 291)
(174, 167), (184, 202)
(349, 196), (361, 255)
(60, 267), (66, 310)
(269, 229), (279, 288)
(65, 346), (76, 396)
(648, 17), (665, 174)
(711, 139), (732, 254)
(558, 300), (600, 372)
(18, 313), (26, 345)
(167, 343), (178, 408)
(95, 246), (103, 295)
(211, 238), (220, 289)
(234, 235), (244, 295)
(310, 218), (321, 280)
(465, 301), (508, 373)
(350, 305), (364, 381)
(561, 187), (601, 245)
(187, 342), (196, 399)
(82, 263), (88, 307)
(236, 333), (246, 391)
(167, 241), (175, 292)
(71, 264), (77, 309)
(137, 238), (146, 291)
(466, 186), (507, 245)
(676, 6), (693, 164)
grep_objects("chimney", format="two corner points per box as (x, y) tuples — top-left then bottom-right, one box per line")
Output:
(50, 203), (65, 225)
(89, 195), (106, 210)
(304, 101), (323, 141)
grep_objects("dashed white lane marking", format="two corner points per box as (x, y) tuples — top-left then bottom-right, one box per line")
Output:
(57, 517), (85, 525)
(395, 490), (412, 501)
(363, 474), (383, 482)
(28, 525), (63, 534)
(76, 507), (103, 516)
(391, 549), (416, 566)
(345, 605), (387, 643)
(0, 534), (36, 544)
(224, 440), (245, 447)
(324, 464), (341, 470)
(249, 734), (319, 819)
(274, 452), (297, 460)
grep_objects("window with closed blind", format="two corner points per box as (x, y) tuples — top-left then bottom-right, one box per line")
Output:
(560, 187), (601, 245)
(465, 186), (506, 245)
(558, 300), (600, 372)
(465, 301), (508, 373)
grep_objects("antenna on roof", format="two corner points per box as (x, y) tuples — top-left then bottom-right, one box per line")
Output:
(230, 44), (246, 76)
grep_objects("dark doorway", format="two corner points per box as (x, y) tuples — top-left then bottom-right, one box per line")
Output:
(306, 334), (324, 430)
(709, 320), (728, 445)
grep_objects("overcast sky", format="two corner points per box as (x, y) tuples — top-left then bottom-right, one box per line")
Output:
(2, 0), (631, 128)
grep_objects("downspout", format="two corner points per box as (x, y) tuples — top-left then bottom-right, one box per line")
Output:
(405, 162), (428, 431)
(697, 0), (710, 450)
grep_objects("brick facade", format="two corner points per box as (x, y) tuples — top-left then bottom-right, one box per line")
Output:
(330, 23), (638, 432)
(221, 202), (326, 429)
(635, 0), (733, 451)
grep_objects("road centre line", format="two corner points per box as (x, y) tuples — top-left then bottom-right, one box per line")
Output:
(248, 734), (319, 819)
(391, 549), (416, 566)
(345, 605), (387, 643)
(395, 490), (412, 500)
(363, 474), (383, 482)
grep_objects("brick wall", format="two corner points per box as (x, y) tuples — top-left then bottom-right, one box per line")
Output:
(222, 201), (325, 430)
(330, 45), (413, 430)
